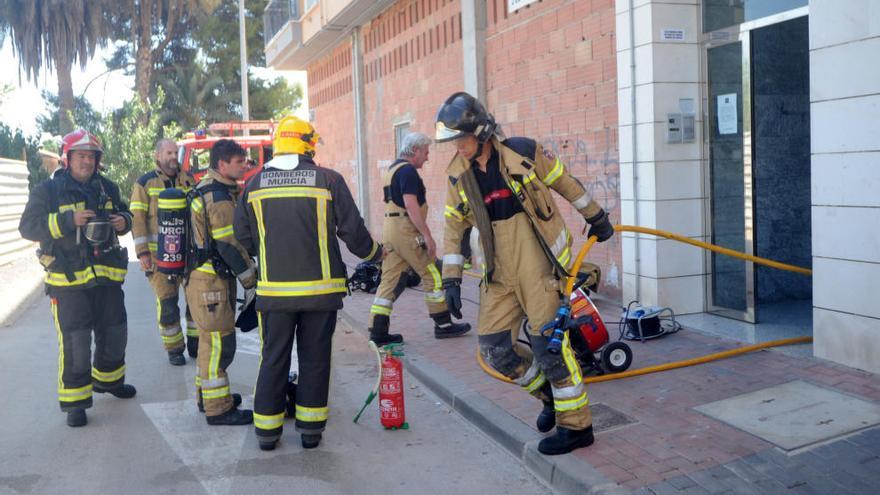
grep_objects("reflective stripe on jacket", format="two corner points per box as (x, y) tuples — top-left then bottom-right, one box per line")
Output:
(441, 136), (602, 282)
(234, 155), (381, 312)
(18, 170), (132, 291)
(130, 169), (195, 258)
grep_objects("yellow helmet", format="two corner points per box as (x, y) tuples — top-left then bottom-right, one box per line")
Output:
(274, 115), (320, 157)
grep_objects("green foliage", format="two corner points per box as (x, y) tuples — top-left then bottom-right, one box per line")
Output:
(37, 91), (104, 136)
(0, 123), (48, 190)
(249, 75), (304, 121)
(99, 89), (178, 200)
(158, 62), (236, 129)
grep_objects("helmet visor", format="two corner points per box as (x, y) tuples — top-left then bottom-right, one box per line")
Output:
(435, 121), (465, 143)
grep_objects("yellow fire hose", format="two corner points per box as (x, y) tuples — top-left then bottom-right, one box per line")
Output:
(476, 224), (813, 384)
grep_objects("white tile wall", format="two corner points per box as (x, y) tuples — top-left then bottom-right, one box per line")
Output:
(813, 257), (880, 320)
(812, 152), (880, 208)
(649, 43), (701, 84)
(811, 37), (880, 102)
(812, 94), (880, 154)
(814, 308), (880, 374)
(623, 235), (707, 278)
(648, 2), (699, 45)
(809, 0), (880, 50)
(811, 206), (880, 264)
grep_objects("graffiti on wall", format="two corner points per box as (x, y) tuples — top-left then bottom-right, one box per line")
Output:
(540, 127), (620, 215)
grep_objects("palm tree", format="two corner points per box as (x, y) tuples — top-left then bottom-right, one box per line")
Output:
(1, 0), (110, 134)
(158, 63), (235, 130)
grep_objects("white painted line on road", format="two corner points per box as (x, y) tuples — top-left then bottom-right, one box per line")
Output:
(142, 400), (249, 495)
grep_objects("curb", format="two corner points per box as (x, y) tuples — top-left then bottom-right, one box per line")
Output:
(338, 308), (627, 495)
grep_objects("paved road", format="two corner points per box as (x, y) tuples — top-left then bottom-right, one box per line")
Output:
(0, 265), (550, 495)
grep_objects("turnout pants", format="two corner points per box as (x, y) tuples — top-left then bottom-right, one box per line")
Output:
(186, 272), (237, 417)
(369, 216), (447, 331)
(477, 213), (592, 430)
(50, 285), (128, 411)
(254, 311), (336, 442)
(147, 271), (197, 354)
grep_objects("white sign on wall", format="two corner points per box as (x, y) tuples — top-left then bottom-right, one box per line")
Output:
(717, 93), (738, 135)
(508, 0), (540, 13)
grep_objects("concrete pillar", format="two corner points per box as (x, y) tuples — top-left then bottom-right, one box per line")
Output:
(351, 26), (370, 226)
(461, 0), (487, 101)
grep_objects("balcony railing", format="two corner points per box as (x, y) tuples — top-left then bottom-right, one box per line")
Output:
(263, 0), (300, 47)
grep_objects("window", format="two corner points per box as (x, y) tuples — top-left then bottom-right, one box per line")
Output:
(304, 0), (318, 12)
(703, 0), (807, 32)
(394, 122), (411, 156)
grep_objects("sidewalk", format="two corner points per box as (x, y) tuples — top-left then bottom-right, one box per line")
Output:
(340, 254), (880, 494)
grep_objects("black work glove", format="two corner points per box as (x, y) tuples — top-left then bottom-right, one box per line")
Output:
(586, 209), (614, 242)
(443, 279), (463, 319)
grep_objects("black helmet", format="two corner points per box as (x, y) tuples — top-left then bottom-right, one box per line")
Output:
(434, 92), (497, 143)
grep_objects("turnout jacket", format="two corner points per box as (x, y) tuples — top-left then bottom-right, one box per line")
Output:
(189, 169), (255, 286)
(441, 136), (602, 283)
(130, 168), (196, 259)
(18, 169), (133, 292)
(234, 154), (382, 312)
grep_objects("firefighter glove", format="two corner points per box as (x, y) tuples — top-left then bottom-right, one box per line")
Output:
(443, 279), (463, 319)
(586, 209), (614, 243)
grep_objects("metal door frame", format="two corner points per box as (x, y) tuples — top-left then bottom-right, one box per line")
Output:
(700, 6), (809, 323)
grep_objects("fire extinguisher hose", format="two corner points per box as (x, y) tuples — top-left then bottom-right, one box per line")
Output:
(475, 224), (814, 385)
(354, 340), (383, 423)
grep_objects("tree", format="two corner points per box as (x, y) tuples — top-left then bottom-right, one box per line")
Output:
(1, 0), (110, 133)
(158, 63), (235, 130)
(107, 0), (219, 105)
(37, 91), (104, 137)
(0, 123), (47, 189)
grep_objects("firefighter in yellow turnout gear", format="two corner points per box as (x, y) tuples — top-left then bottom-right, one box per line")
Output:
(435, 93), (615, 455)
(235, 116), (383, 451)
(368, 132), (471, 345)
(130, 139), (198, 365)
(186, 139), (256, 425)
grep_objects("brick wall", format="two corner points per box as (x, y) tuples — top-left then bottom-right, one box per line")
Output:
(306, 0), (621, 300)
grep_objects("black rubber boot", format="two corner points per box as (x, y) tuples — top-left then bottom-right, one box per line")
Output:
(432, 312), (472, 339)
(369, 315), (403, 345)
(95, 384), (137, 399)
(206, 407), (253, 426)
(168, 352), (186, 366)
(259, 439), (278, 451)
(66, 409), (87, 427)
(301, 433), (322, 449)
(536, 400), (555, 433)
(186, 336), (198, 358)
(198, 393), (242, 413)
(537, 426), (594, 455)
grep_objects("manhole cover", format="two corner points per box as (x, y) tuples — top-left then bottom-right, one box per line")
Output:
(592, 403), (637, 432)
(694, 380), (880, 451)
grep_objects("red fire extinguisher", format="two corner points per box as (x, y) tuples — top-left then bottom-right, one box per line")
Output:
(378, 344), (408, 430)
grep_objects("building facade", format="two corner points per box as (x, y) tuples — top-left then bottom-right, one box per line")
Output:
(265, 0), (880, 374)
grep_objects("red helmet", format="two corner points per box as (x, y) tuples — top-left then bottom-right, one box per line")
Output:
(61, 129), (103, 168)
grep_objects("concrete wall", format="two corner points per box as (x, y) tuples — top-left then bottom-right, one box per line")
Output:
(615, 0), (706, 313)
(305, 0), (623, 298)
(0, 158), (36, 266)
(809, 0), (880, 374)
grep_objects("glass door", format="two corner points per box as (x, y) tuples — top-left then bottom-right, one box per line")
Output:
(702, 4), (808, 322)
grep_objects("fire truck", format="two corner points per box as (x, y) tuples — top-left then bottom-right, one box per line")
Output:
(177, 120), (275, 183)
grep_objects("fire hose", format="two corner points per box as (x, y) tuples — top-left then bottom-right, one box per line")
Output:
(476, 225), (813, 385)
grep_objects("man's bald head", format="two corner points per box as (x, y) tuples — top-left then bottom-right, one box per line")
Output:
(154, 138), (180, 176)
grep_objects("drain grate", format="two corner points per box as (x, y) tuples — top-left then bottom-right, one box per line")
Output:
(592, 403), (637, 432)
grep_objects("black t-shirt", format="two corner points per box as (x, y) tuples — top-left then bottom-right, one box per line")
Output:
(389, 160), (426, 208)
(472, 149), (523, 221)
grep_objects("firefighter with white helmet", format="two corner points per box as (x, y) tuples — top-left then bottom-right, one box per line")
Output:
(19, 129), (136, 428)
(435, 92), (615, 455)
(235, 115), (383, 451)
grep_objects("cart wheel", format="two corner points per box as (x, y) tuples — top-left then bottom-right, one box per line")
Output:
(601, 342), (633, 373)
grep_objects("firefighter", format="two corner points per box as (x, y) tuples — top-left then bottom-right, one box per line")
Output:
(234, 116), (383, 451)
(18, 129), (136, 428)
(130, 139), (198, 365)
(368, 132), (471, 345)
(186, 139), (256, 425)
(435, 92), (615, 455)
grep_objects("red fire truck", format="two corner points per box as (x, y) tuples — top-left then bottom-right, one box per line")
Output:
(177, 121), (275, 183)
